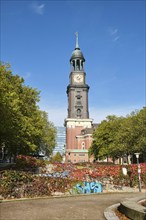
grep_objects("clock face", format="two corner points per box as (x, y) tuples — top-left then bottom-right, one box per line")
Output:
(74, 74), (83, 83)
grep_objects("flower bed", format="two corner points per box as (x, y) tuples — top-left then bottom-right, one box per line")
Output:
(0, 162), (145, 199)
(51, 162), (146, 187)
(0, 170), (78, 199)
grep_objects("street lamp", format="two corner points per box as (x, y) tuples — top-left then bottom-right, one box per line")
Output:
(62, 145), (66, 163)
(1, 143), (5, 161)
(134, 153), (141, 192)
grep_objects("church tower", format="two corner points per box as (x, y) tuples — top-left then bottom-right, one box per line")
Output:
(65, 33), (93, 163)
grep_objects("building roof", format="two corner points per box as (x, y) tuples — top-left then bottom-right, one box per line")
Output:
(71, 48), (85, 60)
(81, 127), (94, 135)
(70, 32), (85, 61)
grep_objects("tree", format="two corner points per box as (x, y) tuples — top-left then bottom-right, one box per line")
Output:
(37, 111), (56, 157)
(0, 62), (56, 159)
(88, 140), (99, 161)
(115, 108), (146, 160)
(89, 115), (123, 161)
(89, 108), (146, 163)
(133, 107), (146, 153)
(50, 152), (63, 163)
(0, 63), (26, 156)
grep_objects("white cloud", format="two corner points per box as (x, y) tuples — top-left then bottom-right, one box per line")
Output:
(113, 36), (120, 42)
(30, 2), (45, 15)
(108, 27), (120, 42)
(109, 28), (118, 36)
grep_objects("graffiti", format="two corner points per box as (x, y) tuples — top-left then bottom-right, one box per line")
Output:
(75, 181), (102, 194)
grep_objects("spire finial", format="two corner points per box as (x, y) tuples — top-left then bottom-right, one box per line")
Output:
(75, 32), (79, 48)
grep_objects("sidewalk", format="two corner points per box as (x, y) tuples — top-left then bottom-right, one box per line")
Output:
(0, 192), (144, 220)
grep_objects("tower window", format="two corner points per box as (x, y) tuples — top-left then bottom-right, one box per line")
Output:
(81, 61), (84, 70)
(77, 95), (81, 100)
(76, 60), (80, 70)
(77, 109), (81, 118)
(73, 60), (75, 70)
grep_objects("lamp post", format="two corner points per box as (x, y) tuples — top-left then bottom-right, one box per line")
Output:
(134, 153), (141, 192)
(62, 145), (66, 163)
(1, 143), (5, 160)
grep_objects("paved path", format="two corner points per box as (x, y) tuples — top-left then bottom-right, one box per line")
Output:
(0, 192), (144, 220)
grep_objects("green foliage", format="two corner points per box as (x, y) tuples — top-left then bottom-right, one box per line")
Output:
(0, 62), (56, 158)
(50, 152), (63, 162)
(89, 108), (146, 161)
(0, 170), (77, 199)
(38, 111), (56, 156)
(0, 170), (33, 198)
(0, 163), (146, 199)
(16, 155), (46, 170)
(90, 115), (123, 160)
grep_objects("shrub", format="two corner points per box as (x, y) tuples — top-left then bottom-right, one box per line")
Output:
(24, 177), (50, 197)
(0, 170), (33, 198)
(0, 170), (78, 199)
(16, 155), (46, 170)
(50, 152), (63, 163)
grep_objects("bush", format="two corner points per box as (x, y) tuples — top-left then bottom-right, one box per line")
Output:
(0, 170), (78, 199)
(0, 162), (145, 199)
(0, 170), (33, 198)
(50, 152), (63, 163)
(24, 177), (50, 197)
(16, 155), (46, 170)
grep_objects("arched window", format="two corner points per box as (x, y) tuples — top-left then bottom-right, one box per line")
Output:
(73, 60), (75, 70)
(81, 61), (84, 70)
(77, 109), (81, 118)
(76, 60), (80, 70)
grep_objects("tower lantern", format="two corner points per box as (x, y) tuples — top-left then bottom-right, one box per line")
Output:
(70, 32), (85, 72)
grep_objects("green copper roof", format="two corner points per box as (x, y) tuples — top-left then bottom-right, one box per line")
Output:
(70, 32), (85, 61)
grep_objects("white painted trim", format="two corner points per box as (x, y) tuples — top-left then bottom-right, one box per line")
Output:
(64, 118), (93, 128)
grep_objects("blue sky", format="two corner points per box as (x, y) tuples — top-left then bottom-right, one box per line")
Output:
(1, 0), (145, 126)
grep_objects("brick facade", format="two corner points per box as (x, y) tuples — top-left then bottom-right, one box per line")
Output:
(64, 119), (94, 163)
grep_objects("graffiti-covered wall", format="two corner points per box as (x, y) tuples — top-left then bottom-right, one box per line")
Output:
(74, 181), (102, 194)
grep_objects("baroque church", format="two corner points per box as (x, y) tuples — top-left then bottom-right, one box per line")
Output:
(64, 33), (97, 163)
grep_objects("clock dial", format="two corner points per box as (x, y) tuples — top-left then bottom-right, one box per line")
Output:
(74, 74), (83, 83)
